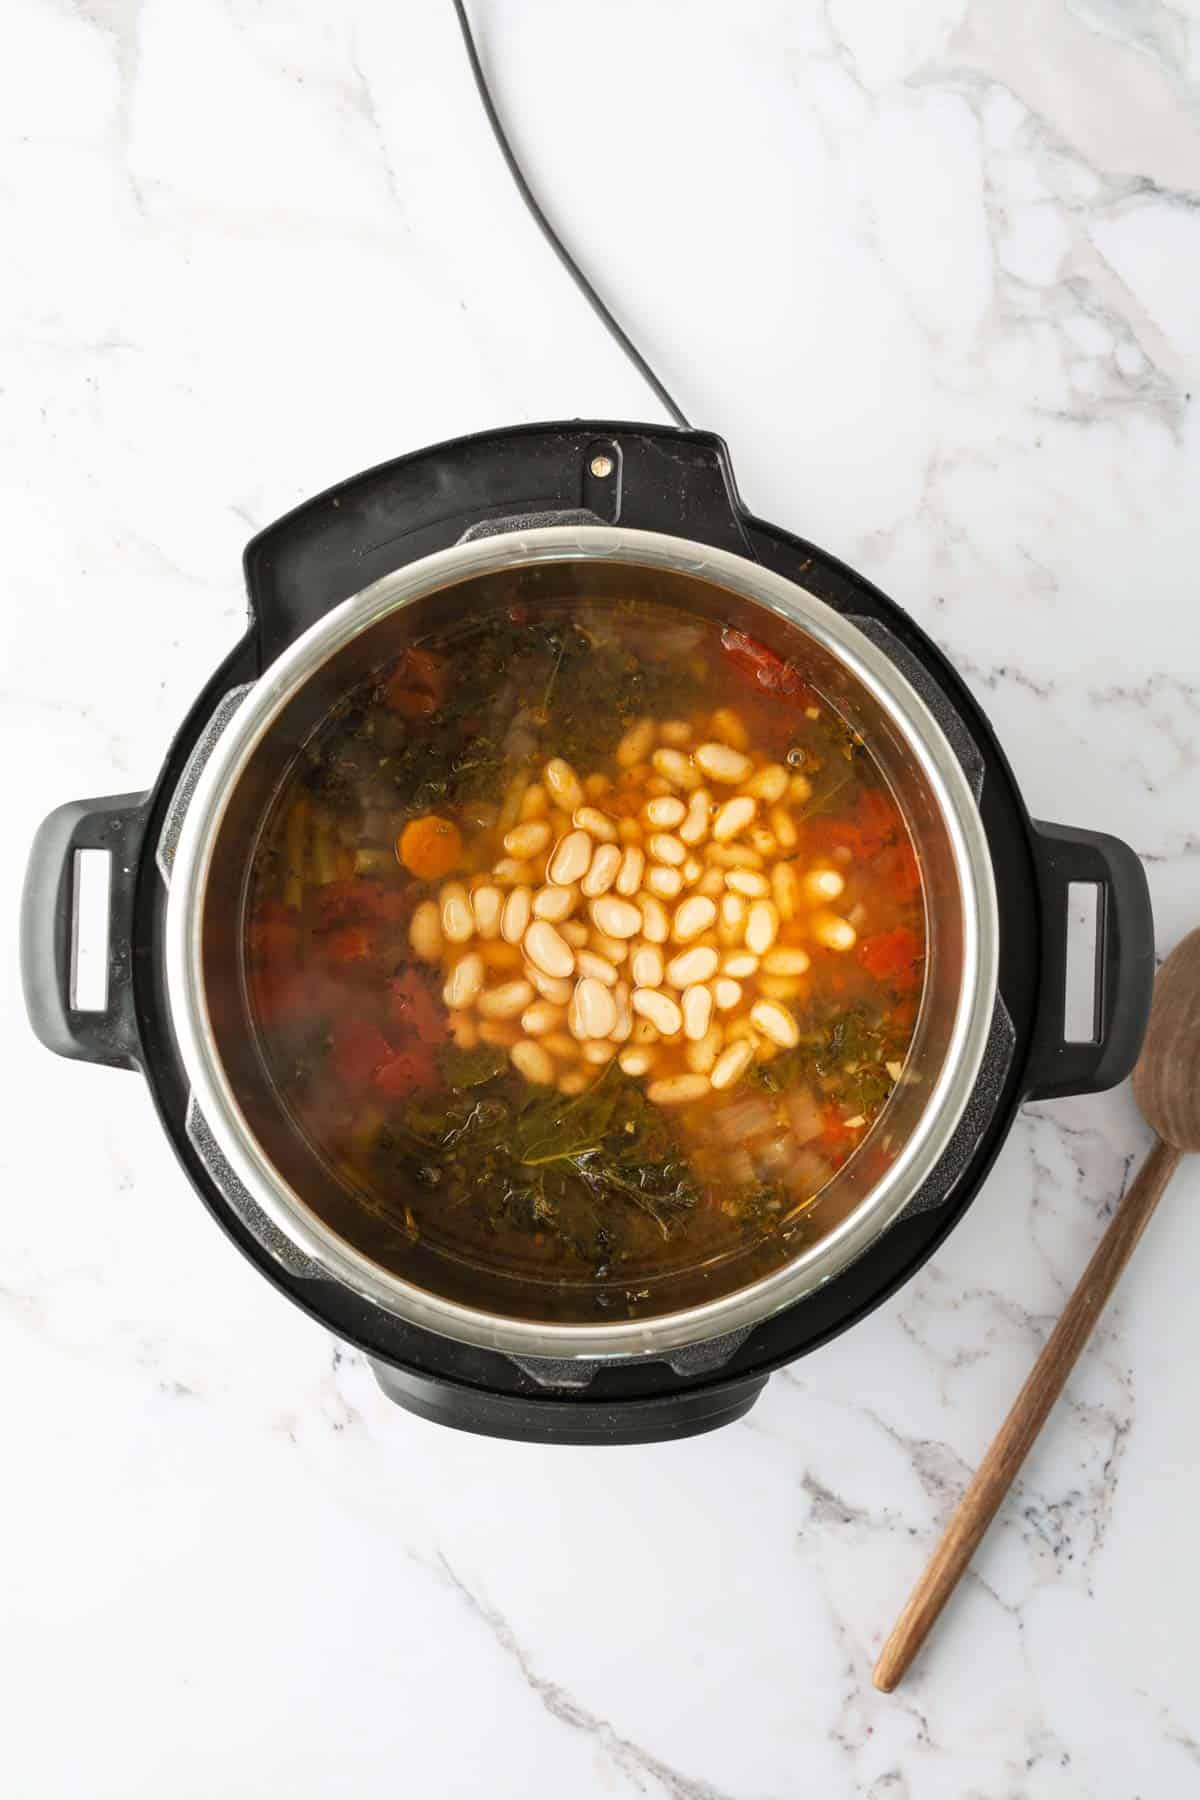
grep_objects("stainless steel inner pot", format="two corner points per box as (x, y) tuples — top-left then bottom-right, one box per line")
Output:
(164, 526), (998, 1361)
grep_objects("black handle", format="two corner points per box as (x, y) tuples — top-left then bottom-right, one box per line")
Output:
(243, 420), (757, 663)
(1025, 821), (1154, 1101)
(21, 792), (149, 1071)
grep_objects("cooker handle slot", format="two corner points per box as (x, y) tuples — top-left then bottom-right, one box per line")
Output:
(1026, 821), (1154, 1101)
(21, 792), (148, 1071)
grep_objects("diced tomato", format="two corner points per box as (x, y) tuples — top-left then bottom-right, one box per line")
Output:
(316, 880), (411, 927)
(372, 1047), (438, 1099)
(247, 899), (300, 961)
(877, 840), (920, 901)
(855, 786), (899, 851)
(382, 647), (448, 718)
(331, 1020), (392, 1086)
(858, 927), (923, 990)
(325, 924), (373, 963)
(719, 628), (816, 705)
(389, 966), (448, 1048)
(252, 967), (309, 1026)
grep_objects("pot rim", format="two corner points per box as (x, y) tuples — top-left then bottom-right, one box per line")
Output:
(165, 525), (999, 1361)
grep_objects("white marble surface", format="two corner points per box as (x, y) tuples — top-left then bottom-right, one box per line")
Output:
(3, 1), (1199, 1793)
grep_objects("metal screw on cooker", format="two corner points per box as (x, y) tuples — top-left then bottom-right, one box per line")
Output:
(590, 454), (614, 478)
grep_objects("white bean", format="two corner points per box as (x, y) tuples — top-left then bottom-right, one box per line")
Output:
(582, 1040), (616, 1066)
(409, 900), (443, 962)
(560, 919), (590, 947)
(763, 947), (811, 975)
(616, 718), (655, 767)
(501, 885), (533, 944)
(685, 1021), (725, 1074)
(706, 842), (763, 869)
(503, 819), (552, 859)
(618, 1046), (654, 1076)
(789, 772), (813, 803)
(559, 1069), (590, 1094)
(712, 795), (757, 842)
(631, 944), (664, 988)
(647, 1073), (710, 1105)
(745, 763), (788, 803)
(544, 757), (584, 811)
(573, 805), (618, 842)
(450, 1012), (479, 1050)
(632, 988), (683, 1036)
(679, 789), (712, 846)
(471, 884), (502, 939)
(526, 965), (574, 1004)
(532, 882), (579, 922)
(521, 1000), (565, 1035)
(695, 741), (752, 784)
(581, 841), (622, 898)
(665, 945), (719, 988)
(510, 1039), (555, 1085)
(492, 858), (539, 886)
(610, 980), (633, 1042)
(682, 857), (702, 884)
(718, 892), (747, 945)
(659, 720), (693, 747)
(751, 998), (800, 1048)
(590, 895), (642, 939)
(804, 868), (846, 902)
(440, 882), (474, 944)
(645, 863), (684, 899)
(644, 795), (686, 829)
(772, 862), (799, 921)
(588, 927), (629, 964)
(709, 708), (749, 750)
(549, 829), (594, 886)
(749, 828), (778, 859)
(541, 1030), (576, 1057)
(697, 866), (726, 898)
(576, 949), (618, 987)
(524, 920), (576, 977)
(615, 846), (645, 896)
(648, 832), (686, 868)
(478, 979), (534, 1019)
(571, 977), (617, 1039)
(651, 747), (702, 790)
(713, 976), (742, 1011)
(632, 1017), (660, 1045)
(725, 868), (770, 898)
(639, 894), (670, 943)
(710, 1039), (755, 1091)
(759, 974), (804, 1001)
(672, 895), (717, 943)
(812, 911), (857, 951)
(769, 805), (798, 850)
(682, 984), (713, 1042)
(722, 951), (759, 978)
(745, 900), (779, 956)
(518, 782), (548, 821)
(443, 953), (484, 1008)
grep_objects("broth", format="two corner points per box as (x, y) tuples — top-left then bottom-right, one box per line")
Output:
(245, 595), (925, 1312)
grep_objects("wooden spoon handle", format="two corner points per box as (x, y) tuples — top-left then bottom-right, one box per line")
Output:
(873, 1134), (1183, 1693)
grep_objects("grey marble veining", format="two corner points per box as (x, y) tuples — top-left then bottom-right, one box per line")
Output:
(3, 2), (1198, 1795)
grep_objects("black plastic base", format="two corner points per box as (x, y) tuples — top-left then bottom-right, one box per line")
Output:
(369, 1359), (769, 1444)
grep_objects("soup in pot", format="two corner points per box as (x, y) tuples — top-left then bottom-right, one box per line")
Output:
(245, 597), (925, 1311)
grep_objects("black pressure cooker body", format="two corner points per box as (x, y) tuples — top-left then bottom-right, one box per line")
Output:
(22, 423), (1154, 1444)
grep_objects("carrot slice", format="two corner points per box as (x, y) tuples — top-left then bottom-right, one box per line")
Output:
(397, 814), (463, 879)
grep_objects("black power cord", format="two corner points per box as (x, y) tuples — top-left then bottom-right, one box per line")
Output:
(450, 0), (692, 429)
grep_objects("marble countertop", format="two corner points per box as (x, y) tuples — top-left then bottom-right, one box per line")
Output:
(4, 1), (1199, 1793)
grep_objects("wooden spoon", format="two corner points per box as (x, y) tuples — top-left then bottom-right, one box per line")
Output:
(873, 928), (1200, 1693)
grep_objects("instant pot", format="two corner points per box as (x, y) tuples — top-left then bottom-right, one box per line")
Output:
(22, 422), (1154, 1443)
